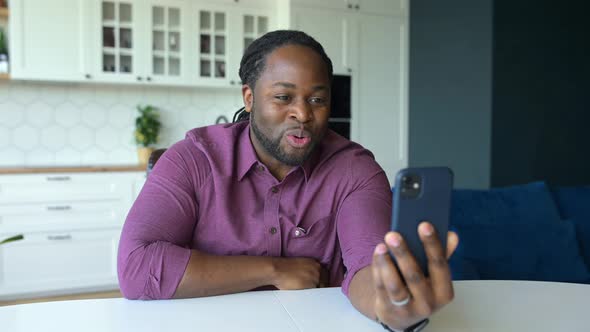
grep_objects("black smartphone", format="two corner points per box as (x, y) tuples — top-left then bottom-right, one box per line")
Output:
(390, 167), (453, 276)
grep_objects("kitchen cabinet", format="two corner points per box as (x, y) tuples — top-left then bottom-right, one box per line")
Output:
(0, 171), (144, 300)
(8, 0), (275, 87)
(8, 0), (86, 81)
(85, 0), (191, 85)
(194, 4), (272, 87)
(0, 229), (121, 299)
(291, 0), (406, 16)
(291, 7), (354, 76)
(290, 1), (408, 181)
(226, 9), (272, 86)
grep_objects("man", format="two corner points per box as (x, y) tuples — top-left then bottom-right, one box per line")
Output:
(118, 30), (459, 332)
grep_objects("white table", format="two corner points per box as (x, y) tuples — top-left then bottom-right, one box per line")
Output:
(1, 281), (589, 331)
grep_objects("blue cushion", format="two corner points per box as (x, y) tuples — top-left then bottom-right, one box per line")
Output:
(451, 181), (562, 227)
(551, 186), (590, 267)
(449, 182), (590, 283)
(451, 219), (590, 282)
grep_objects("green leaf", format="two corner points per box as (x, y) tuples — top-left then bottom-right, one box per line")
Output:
(0, 234), (24, 245)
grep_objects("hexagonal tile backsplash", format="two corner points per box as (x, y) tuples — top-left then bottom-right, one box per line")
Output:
(0, 81), (243, 167)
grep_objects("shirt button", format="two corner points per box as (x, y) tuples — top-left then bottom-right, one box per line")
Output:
(257, 165), (264, 172)
(269, 227), (278, 235)
(271, 186), (279, 193)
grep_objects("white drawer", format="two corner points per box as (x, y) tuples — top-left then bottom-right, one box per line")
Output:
(0, 228), (121, 298)
(0, 173), (134, 204)
(0, 200), (130, 233)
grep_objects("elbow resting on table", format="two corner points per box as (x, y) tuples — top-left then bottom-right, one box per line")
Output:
(117, 240), (190, 300)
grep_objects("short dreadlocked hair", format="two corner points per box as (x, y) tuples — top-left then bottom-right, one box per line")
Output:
(232, 30), (334, 122)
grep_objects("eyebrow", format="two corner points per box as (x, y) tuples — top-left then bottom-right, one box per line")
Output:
(271, 82), (329, 91)
(271, 82), (296, 89)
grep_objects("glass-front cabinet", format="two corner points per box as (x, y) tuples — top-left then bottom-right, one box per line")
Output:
(196, 9), (229, 85)
(89, 0), (142, 83)
(84, 0), (275, 86)
(147, 1), (189, 84)
(227, 12), (271, 86)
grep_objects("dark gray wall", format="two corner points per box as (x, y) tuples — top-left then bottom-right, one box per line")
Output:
(409, 0), (493, 189)
(491, 0), (590, 187)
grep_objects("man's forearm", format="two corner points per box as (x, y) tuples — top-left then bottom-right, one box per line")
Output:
(348, 266), (377, 320)
(172, 250), (277, 299)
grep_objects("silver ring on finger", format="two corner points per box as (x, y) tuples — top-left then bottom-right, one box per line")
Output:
(391, 294), (411, 307)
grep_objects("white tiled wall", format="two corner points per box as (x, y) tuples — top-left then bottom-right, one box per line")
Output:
(0, 81), (244, 167)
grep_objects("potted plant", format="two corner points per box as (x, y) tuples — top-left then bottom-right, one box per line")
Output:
(0, 28), (8, 74)
(0, 234), (24, 246)
(134, 105), (161, 165)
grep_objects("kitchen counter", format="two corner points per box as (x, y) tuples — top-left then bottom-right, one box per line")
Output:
(0, 165), (146, 174)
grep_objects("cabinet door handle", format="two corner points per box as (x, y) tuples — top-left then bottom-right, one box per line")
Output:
(47, 234), (72, 241)
(230, 80), (235, 85)
(146, 76), (152, 82)
(85, 74), (92, 79)
(137, 76), (143, 81)
(348, 4), (353, 9)
(355, 4), (360, 10)
(347, 68), (352, 73)
(47, 205), (72, 211)
(46, 176), (71, 182)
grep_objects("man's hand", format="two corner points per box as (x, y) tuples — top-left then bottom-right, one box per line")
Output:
(271, 257), (324, 290)
(371, 222), (459, 331)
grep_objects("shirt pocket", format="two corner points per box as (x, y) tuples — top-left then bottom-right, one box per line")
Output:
(284, 213), (337, 262)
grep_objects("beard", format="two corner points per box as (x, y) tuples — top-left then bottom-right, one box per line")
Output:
(250, 100), (319, 167)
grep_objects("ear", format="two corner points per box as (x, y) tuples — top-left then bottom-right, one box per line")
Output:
(242, 85), (254, 113)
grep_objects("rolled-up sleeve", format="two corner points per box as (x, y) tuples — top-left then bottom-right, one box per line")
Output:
(117, 139), (207, 300)
(336, 151), (391, 296)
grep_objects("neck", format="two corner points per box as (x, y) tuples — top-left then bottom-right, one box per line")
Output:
(249, 127), (293, 182)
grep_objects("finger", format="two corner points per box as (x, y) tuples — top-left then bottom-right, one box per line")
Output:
(372, 243), (409, 311)
(385, 232), (433, 315)
(418, 223), (454, 305)
(446, 231), (459, 259)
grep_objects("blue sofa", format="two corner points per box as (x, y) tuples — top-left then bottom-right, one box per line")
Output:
(449, 182), (590, 284)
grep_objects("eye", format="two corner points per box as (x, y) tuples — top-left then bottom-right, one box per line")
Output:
(309, 97), (325, 104)
(275, 95), (290, 102)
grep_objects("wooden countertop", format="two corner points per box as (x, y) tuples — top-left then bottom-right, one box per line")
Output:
(0, 165), (146, 174)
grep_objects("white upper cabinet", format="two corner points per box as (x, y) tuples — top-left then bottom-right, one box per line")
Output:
(194, 6), (231, 87)
(193, 5), (273, 87)
(9, 0), (277, 86)
(145, 1), (190, 85)
(291, 0), (350, 11)
(85, 0), (144, 84)
(292, 0), (407, 16)
(291, 7), (354, 75)
(356, 0), (407, 16)
(9, 0), (86, 81)
(85, 0), (192, 85)
(227, 9), (272, 86)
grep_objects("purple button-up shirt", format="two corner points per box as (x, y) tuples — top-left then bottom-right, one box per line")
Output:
(118, 122), (391, 300)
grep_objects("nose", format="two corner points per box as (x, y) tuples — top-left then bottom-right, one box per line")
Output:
(289, 98), (312, 123)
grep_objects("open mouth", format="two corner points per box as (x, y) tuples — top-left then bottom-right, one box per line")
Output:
(285, 129), (312, 149)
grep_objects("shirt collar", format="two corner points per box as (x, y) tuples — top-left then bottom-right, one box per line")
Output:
(299, 146), (320, 182)
(237, 123), (259, 182)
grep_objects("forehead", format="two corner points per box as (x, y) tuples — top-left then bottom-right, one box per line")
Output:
(258, 44), (329, 85)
